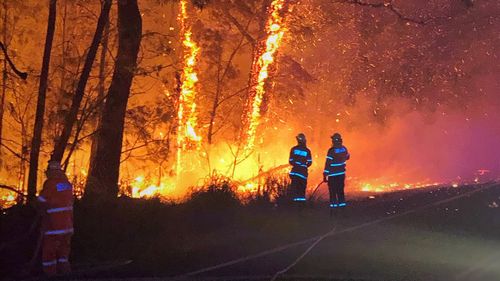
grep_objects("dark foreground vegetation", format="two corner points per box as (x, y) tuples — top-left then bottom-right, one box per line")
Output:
(2, 181), (500, 281)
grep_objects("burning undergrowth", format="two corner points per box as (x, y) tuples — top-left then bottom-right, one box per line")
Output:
(172, 173), (289, 206)
(78, 98), (500, 204)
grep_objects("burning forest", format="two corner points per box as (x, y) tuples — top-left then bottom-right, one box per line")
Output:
(2, 1), (500, 280)
(0, 0), (498, 205)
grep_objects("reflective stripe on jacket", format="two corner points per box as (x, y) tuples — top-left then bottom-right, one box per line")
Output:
(38, 172), (74, 235)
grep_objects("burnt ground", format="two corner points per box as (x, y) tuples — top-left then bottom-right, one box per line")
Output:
(1, 182), (500, 281)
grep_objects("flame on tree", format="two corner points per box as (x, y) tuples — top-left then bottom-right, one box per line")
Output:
(242, 0), (288, 154)
(176, 0), (201, 174)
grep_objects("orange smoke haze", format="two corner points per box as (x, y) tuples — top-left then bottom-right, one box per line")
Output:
(1, 1), (499, 206)
(121, 89), (500, 201)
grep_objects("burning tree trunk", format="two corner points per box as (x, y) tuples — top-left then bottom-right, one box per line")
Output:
(27, 0), (57, 203)
(51, 0), (112, 162)
(176, 0), (202, 174)
(85, 0), (142, 200)
(241, 0), (288, 153)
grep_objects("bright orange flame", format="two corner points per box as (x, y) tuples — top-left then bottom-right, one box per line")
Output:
(129, 175), (176, 199)
(243, 0), (287, 153)
(177, 0), (201, 174)
(359, 180), (442, 193)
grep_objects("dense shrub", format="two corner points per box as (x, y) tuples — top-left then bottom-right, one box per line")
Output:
(246, 175), (290, 207)
(186, 175), (240, 210)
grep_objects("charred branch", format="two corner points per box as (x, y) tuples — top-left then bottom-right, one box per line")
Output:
(0, 41), (28, 80)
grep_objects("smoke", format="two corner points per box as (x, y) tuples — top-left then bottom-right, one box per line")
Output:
(131, 0), (500, 197)
(261, 71), (500, 192)
(346, 109), (500, 185)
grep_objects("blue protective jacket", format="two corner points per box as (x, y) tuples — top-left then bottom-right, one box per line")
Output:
(289, 145), (312, 180)
(323, 145), (350, 177)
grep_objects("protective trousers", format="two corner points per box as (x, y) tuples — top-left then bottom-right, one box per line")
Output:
(328, 174), (346, 206)
(42, 234), (72, 276)
(289, 175), (307, 201)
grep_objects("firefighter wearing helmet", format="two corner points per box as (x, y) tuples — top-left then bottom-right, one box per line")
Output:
(323, 133), (350, 208)
(288, 133), (312, 202)
(36, 159), (74, 276)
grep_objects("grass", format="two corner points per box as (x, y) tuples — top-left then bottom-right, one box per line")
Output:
(5, 180), (499, 280)
(70, 176), (314, 276)
(0, 177), (348, 278)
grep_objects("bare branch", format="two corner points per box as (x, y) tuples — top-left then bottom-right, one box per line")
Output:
(222, 7), (256, 44)
(0, 141), (26, 160)
(0, 41), (28, 79)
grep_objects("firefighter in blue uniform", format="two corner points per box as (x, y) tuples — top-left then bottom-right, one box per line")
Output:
(323, 133), (350, 208)
(288, 133), (312, 202)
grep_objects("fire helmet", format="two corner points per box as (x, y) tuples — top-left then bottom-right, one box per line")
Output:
(331, 133), (342, 143)
(296, 133), (306, 144)
(47, 159), (62, 171)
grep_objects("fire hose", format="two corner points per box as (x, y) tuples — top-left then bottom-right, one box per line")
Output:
(236, 164), (327, 201)
(308, 180), (326, 201)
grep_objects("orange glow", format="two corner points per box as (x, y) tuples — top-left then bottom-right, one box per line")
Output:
(359, 180), (442, 193)
(243, 0), (287, 153)
(128, 175), (176, 199)
(0, 1), (497, 210)
(237, 182), (259, 193)
(177, 0), (201, 174)
(0, 192), (17, 209)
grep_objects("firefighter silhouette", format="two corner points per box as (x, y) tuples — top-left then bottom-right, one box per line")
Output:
(288, 133), (312, 202)
(323, 133), (350, 208)
(37, 160), (74, 276)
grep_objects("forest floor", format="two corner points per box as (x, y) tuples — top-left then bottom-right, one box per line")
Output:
(2, 182), (500, 281)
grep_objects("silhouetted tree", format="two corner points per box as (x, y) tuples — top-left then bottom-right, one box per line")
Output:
(51, 0), (112, 162)
(27, 0), (57, 203)
(85, 0), (142, 200)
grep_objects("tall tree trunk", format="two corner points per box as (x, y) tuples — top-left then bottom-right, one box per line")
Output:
(27, 0), (57, 203)
(88, 15), (110, 170)
(85, 0), (142, 201)
(0, 0), (8, 162)
(51, 0), (112, 162)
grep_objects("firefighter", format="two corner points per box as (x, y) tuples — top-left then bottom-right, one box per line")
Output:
(323, 133), (350, 208)
(36, 160), (74, 276)
(288, 133), (312, 202)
